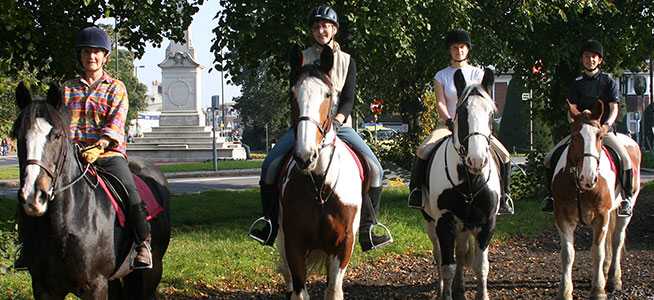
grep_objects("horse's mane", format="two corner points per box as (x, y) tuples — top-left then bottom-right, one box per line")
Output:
(295, 64), (332, 88)
(457, 84), (497, 113)
(11, 100), (69, 140)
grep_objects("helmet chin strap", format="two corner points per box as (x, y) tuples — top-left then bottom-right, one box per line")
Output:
(319, 36), (334, 47)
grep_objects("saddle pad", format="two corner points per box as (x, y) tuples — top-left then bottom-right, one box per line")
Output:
(97, 176), (127, 227)
(133, 175), (164, 221)
(97, 175), (164, 227)
(337, 139), (364, 182)
(602, 147), (617, 175)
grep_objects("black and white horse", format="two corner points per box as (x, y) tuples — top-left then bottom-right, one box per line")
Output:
(421, 69), (500, 300)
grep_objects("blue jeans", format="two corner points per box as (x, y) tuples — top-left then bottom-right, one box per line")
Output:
(260, 127), (384, 188)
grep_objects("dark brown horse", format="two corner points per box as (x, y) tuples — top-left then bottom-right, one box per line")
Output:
(276, 47), (362, 300)
(12, 82), (171, 299)
(552, 101), (640, 300)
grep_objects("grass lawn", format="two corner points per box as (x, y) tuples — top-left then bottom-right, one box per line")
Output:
(157, 159), (262, 173)
(0, 160), (263, 181)
(0, 166), (18, 180)
(0, 187), (553, 299)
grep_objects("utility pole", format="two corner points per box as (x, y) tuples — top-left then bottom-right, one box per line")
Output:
(220, 49), (226, 136)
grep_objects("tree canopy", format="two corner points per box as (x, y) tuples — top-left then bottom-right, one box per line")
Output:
(213, 0), (654, 142)
(1, 0), (203, 79)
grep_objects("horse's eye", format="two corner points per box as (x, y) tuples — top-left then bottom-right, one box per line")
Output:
(326, 92), (332, 98)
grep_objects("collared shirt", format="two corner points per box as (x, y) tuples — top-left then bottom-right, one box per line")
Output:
(568, 71), (620, 124)
(63, 72), (128, 158)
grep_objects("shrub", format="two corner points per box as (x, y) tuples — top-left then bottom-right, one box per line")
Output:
(511, 151), (546, 201)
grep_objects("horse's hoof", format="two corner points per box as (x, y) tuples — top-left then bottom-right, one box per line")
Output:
(606, 280), (622, 292)
(589, 293), (607, 300)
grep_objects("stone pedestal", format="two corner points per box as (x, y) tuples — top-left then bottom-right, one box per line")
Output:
(127, 28), (245, 162)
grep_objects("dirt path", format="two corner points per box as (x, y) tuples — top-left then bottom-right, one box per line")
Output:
(185, 191), (654, 300)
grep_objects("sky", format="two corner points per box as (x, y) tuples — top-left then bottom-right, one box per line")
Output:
(133, 2), (241, 107)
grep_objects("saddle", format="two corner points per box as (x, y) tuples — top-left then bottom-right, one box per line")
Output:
(93, 167), (164, 227)
(278, 139), (367, 188)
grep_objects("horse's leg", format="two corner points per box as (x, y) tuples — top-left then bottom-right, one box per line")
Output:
(607, 212), (630, 292)
(286, 243), (309, 300)
(453, 232), (468, 300)
(81, 278), (109, 300)
(556, 219), (576, 300)
(590, 215), (609, 300)
(277, 230), (295, 295)
(325, 254), (348, 300)
(436, 214), (457, 300)
(425, 220), (443, 297)
(473, 225), (493, 300)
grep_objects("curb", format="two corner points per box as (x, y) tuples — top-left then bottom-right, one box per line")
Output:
(0, 168), (262, 189)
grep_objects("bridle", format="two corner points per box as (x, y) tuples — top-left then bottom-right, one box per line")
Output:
(568, 120), (603, 189)
(293, 69), (339, 204)
(453, 90), (493, 161)
(21, 136), (91, 202)
(567, 119), (604, 226)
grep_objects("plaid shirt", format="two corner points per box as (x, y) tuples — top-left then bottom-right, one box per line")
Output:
(63, 72), (128, 158)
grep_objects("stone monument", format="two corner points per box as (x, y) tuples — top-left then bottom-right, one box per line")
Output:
(128, 27), (246, 162)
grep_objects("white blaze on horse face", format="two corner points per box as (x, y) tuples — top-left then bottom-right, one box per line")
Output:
(20, 118), (53, 216)
(579, 124), (601, 190)
(295, 76), (330, 171)
(465, 94), (493, 174)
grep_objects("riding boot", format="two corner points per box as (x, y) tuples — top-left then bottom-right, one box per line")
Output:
(129, 203), (152, 270)
(407, 158), (428, 209)
(248, 184), (279, 246)
(541, 161), (556, 213)
(359, 186), (393, 252)
(618, 169), (634, 217)
(498, 161), (515, 215)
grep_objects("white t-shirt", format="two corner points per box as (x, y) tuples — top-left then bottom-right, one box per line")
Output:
(434, 65), (485, 117)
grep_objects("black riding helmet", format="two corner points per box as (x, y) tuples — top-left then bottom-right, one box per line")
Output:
(581, 39), (603, 58)
(76, 26), (112, 53)
(445, 29), (472, 49)
(309, 5), (339, 28)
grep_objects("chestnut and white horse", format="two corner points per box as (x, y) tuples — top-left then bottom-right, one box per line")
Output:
(277, 46), (363, 300)
(552, 101), (640, 300)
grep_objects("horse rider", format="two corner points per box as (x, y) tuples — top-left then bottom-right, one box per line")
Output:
(248, 5), (393, 252)
(407, 29), (514, 215)
(542, 39), (635, 217)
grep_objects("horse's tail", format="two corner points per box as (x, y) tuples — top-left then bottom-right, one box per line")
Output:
(456, 231), (477, 267)
(306, 250), (330, 275)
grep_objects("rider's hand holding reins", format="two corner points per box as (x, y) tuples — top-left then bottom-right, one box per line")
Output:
(81, 138), (110, 164)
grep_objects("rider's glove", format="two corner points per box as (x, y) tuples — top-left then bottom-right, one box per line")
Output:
(81, 138), (110, 164)
(333, 118), (343, 132)
(81, 145), (104, 164)
(446, 118), (454, 132)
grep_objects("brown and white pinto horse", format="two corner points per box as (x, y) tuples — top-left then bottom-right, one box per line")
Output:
(552, 101), (640, 300)
(277, 46), (362, 300)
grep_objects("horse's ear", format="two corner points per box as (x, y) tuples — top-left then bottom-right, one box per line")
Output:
(15, 81), (32, 110)
(481, 68), (495, 95)
(454, 69), (466, 98)
(567, 99), (581, 118)
(319, 44), (334, 74)
(289, 45), (302, 85)
(590, 100), (604, 121)
(46, 83), (63, 110)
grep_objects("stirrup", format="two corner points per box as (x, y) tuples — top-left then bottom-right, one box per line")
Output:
(248, 217), (272, 244)
(617, 199), (633, 217)
(130, 242), (153, 270)
(497, 194), (515, 215)
(407, 188), (423, 209)
(366, 223), (394, 250)
(541, 196), (554, 213)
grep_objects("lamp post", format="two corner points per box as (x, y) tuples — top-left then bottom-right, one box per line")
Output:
(211, 96), (220, 171)
(134, 65), (145, 79)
